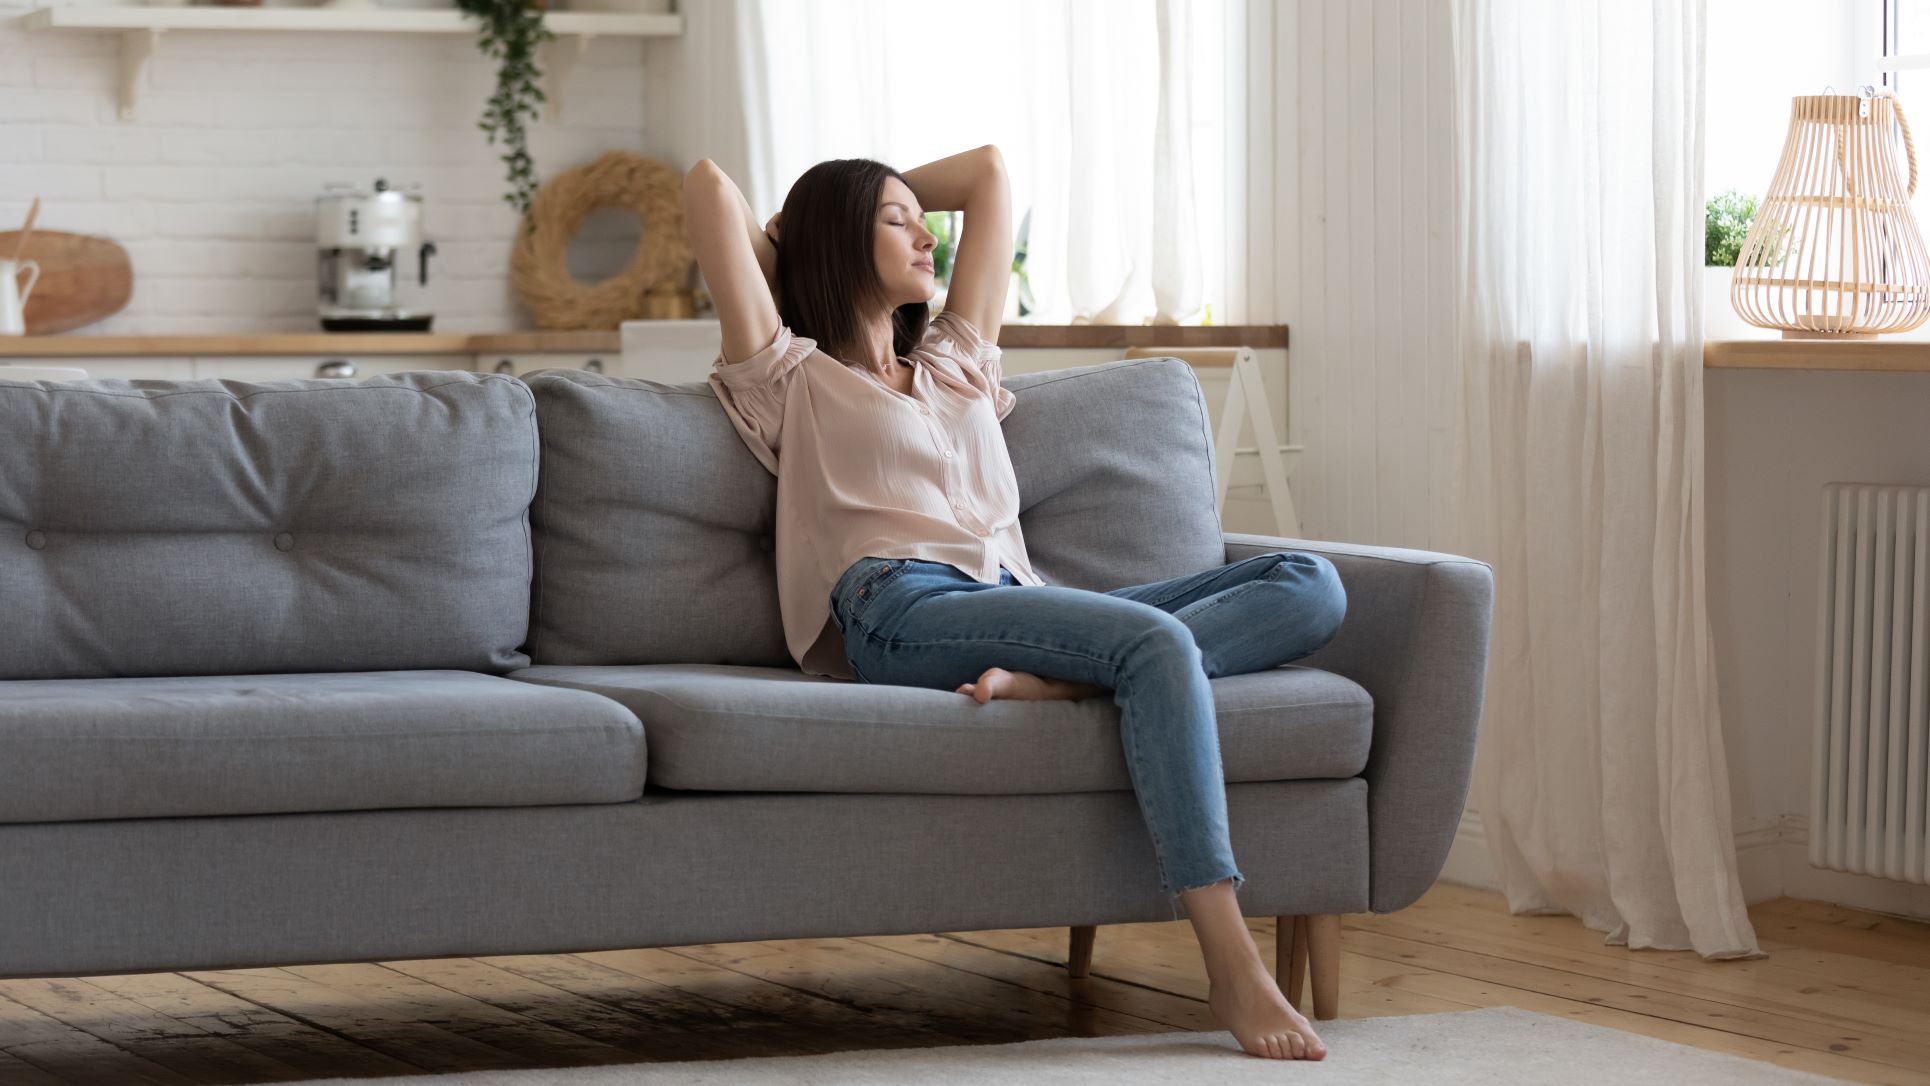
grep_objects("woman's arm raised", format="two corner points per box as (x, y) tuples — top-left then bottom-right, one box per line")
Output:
(902, 145), (1013, 345)
(684, 159), (782, 365)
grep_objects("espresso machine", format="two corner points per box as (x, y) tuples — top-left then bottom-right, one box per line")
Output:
(316, 178), (438, 331)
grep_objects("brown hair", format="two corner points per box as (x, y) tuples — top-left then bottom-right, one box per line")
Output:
(775, 158), (930, 368)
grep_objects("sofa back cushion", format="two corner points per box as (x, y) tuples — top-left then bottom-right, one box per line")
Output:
(0, 371), (538, 680)
(523, 355), (1225, 667)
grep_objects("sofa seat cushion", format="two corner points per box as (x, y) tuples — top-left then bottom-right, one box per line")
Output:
(0, 671), (645, 823)
(507, 663), (1371, 794)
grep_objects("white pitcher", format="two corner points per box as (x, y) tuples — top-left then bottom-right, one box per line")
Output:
(0, 259), (40, 336)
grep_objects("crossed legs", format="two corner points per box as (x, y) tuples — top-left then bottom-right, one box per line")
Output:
(853, 551), (1348, 1060)
(962, 669), (1330, 1060)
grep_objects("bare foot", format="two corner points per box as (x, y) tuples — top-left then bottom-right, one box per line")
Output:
(1205, 955), (1328, 1060)
(955, 667), (1103, 703)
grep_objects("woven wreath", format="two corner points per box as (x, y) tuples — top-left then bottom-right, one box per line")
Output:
(510, 150), (693, 330)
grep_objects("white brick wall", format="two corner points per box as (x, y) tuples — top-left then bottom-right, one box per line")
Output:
(0, 0), (654, 333)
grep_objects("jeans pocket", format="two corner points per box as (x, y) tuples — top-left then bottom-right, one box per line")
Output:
(839, 559), (910, 629)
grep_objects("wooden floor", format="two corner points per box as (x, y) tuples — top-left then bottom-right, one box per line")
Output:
(3, 882), (1928, 1084)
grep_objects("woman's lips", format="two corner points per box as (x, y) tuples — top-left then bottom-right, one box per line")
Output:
(913, 261), (934, 272)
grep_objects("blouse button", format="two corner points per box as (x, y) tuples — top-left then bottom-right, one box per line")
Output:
(917, 404), (929, 415)
(942, 449), (955, 459)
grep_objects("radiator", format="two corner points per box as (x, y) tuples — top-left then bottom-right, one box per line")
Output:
(1810, 484), (1930, 884)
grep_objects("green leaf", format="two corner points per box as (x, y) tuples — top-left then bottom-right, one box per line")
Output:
(460, 0), (549, 212)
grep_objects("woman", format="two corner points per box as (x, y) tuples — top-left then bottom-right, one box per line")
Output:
(685, 145), (1343, 1062)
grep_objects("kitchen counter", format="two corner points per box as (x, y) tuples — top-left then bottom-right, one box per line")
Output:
(0, 323), (1290, 357)
(0, 332), (622, 357)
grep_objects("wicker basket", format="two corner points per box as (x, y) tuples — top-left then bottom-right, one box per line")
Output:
(1731, 92), (1930, 338)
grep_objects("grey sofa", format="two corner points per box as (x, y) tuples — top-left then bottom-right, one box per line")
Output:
(0, 357), (1492, 1009)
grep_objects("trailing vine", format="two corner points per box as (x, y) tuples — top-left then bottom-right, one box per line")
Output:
(456, 0), (554, 219)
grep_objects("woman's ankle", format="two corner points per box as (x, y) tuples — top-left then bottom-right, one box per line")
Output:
(1180, 879), (1262, 970)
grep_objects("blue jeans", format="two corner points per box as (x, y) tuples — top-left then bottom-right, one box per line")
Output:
(829, 550), (1348, 919)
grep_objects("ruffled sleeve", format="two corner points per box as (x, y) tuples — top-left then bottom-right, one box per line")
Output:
(915, 309), (1016, 421)
(706, 324), (816, 476)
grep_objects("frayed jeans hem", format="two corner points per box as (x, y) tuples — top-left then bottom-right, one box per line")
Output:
(1165, 871), (1245, 920)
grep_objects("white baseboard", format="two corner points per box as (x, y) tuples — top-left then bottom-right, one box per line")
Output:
(1436, 808), (1500, 893)
(1435, 808), (1930, 923)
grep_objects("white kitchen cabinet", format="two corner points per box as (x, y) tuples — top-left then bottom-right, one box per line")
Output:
(189, 356), (474, 381)
(0, 358), (196, 381)
(479, 353), (616, 379)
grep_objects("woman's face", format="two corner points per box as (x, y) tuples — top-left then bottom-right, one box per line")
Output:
(873, 175), (939, 308)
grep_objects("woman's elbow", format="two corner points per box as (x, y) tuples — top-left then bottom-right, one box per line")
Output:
(684, 159), (722, 190)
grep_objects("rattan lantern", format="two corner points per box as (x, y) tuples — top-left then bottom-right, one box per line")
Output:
(1732, 91), (1930, 338)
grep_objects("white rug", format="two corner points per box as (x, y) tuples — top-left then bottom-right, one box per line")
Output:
(279, 1006), (1855, 1085)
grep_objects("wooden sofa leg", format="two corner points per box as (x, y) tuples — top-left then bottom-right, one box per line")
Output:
(1275, 914), (1308, 1008)
(1067, 924), (1096, 977)
(1306, 913), (1341, 1020)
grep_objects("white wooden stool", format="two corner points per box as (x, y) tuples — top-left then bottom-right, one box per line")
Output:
(1123, 345), (1301, 538)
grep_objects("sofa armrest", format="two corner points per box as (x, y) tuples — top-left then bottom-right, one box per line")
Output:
(1225, 532), (1494, 913)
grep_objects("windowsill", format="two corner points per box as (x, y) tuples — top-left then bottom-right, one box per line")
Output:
(1702, 268), (1930, 372)
(1704, 340), (1930, 373)
(996, 324), (1287, 349)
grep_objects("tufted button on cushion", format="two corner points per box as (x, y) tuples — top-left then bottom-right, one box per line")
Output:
(24, 530), (46, 550)
(273, 532), (295, 552)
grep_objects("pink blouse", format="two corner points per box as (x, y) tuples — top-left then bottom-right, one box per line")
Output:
(708, 308), (1046, 679)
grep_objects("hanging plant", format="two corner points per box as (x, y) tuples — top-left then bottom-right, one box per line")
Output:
(457, 0), (555, 218)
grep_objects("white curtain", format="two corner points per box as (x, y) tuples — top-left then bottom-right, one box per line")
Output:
(738, 0), (1204, 326)
(643, 0), (776, 220)
(1450, 0), (1762, 958)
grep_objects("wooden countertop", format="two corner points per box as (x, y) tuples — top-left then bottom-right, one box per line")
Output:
(0, 332), (618, 357)
(0, 324), (1289, 357)
(1705, 339), (1930, 373)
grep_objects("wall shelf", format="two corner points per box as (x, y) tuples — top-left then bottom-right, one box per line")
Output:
(11, 5), (683, 120)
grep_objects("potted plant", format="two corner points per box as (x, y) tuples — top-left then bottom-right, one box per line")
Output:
(1705, 189), (1759, 271)
(1705, 190), (1752, 339)
(923, 208), (1036, 319)
(921, 210), (959, 309)
(457, 0), (554, 218)
(1706, 189), (1798, 338)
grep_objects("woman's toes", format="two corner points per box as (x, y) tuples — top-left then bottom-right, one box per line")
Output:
(1287, 1031), (1307, 1058)
(1260, 1035), (1281, 1059)
(1299, 1028), (1325, 1059)
(974, 667), (1011, 701)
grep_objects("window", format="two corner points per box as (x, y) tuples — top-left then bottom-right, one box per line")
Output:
(751, 0), (1234, 325)
(1879, 0), (1930, 228)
